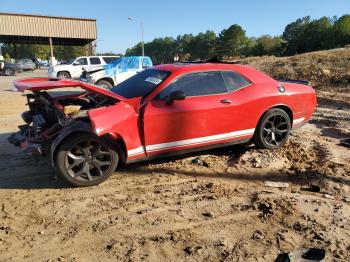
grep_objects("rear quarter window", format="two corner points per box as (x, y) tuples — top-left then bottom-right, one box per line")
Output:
(222, 71), (251, 92)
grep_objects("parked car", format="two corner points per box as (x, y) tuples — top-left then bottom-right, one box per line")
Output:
(9, 60), (316, 187)
(0, 60), (22, 76)
(80, 56), (153, 90)
(48, 56), (120, 79)
(40, 60), (49, 67)
(16, 59), (36, 71)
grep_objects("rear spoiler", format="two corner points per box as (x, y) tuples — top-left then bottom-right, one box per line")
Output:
(277, 79), (310, 85)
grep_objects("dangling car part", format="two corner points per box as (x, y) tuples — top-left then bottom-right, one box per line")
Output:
(9, 62), (316, 187)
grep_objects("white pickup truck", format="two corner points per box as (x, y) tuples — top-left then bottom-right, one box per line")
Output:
(80, 56), (153, 89)
(48, 56), (119, 79)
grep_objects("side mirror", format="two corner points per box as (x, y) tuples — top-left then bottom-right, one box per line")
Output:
(73, 62), (80, 66)
(165, 90), (185, 105)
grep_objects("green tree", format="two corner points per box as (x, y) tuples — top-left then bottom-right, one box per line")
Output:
(0, 44), (85, 60)
(217, 24), (247, 58)
(251, 35), (284, 56)
(175, 33), (194, 61)
(126, 37), (177, 64)
(187, 30), (217, 60)
(303, 17), (332, 52)
(333, 15), (350, 47)
(282, 16), (310, 55)
(31, 44), (50, 59)
(97, 52), (123, 56)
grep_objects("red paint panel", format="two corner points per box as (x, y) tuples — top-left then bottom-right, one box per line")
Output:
(143, 94), (237, 147)
(13, 78), (125, 100)
(88, 102), (143, 153)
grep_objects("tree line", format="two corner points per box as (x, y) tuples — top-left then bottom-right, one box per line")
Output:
(0, 44), (85, 61)
(1, 14), (349, 63)
(126, 14), (350, 64)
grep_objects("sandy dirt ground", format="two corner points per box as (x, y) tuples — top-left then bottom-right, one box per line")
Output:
(0, 71), (349, 262)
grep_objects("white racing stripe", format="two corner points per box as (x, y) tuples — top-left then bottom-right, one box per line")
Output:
(127, 128), (255, 156)
(128, 146), (145, 156)
(293, 117), (305, 125)
(128, 117), (307, 157)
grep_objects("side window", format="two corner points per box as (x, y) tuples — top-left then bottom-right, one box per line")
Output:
(89, 57), (101, 65)
(142, 58), (152, 69)
(102, 57), (118, 64)
(159, 71), (228, 99)
(119, 58), (140, 70)
(75, 58), (88, 65)
(222, 71), (251, 92)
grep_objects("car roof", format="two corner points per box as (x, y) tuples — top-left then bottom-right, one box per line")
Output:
(153, 63), (275, 84)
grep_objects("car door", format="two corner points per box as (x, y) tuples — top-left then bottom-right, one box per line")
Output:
(71, 57), (88, 78)
(143, 71), (243, 156)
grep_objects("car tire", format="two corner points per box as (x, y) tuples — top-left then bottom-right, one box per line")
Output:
(96, 80), (113, 90)
(4, 68), (15, 76)
(57, 71), (71, 79)
(55, 133), (120, 187)
(253, 108), (291, 149)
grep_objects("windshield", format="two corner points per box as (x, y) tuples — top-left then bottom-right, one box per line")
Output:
(111, 69), (170, 99)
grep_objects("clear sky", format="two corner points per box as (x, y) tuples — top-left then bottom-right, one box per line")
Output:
(1, 0), (349, 54)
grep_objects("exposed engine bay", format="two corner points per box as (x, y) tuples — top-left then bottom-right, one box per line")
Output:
(8, 90), (118, 156)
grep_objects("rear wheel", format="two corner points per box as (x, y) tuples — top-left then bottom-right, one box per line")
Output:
(55, 133), (120, 187)
(57, 71), (70, 79)
(254, 108), (291, 149)
(4, 68), (15, 76)
(96, 79), (113, 90)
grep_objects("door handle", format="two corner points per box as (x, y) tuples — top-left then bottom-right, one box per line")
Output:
(220, 99), (232, 104)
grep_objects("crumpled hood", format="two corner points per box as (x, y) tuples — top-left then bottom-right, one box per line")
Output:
(13, 77), (125, 101)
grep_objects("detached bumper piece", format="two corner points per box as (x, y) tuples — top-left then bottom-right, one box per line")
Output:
(8, 127), (42, 156)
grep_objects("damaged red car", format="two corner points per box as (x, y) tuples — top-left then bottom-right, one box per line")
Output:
(9, 61), (317, 186)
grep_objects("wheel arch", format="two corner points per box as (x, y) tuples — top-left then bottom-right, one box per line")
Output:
(57, 71), (71, 78)
(259, 104), (294, 125)
(96, 77), (115, 86)
(51, 121), (127, 168)
(100, 133), (127, 165)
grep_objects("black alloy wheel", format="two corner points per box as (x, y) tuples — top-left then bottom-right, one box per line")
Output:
(56, 133), (120, 187)
(254, 108), (291, 149)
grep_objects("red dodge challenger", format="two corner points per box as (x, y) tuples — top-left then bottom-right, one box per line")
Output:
(9, 61), (316, 186)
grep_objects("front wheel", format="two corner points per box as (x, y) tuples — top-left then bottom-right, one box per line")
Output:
(4, 68), (15, 76)
(57, 71), (70, 79)
(96, 80), (113, 90)
(55, 133), (120, 187)
(253, 108), (291, 149)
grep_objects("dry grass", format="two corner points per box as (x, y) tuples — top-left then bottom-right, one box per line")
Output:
(237, 47), (350, 89)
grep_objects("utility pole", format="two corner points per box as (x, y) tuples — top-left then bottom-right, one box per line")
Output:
(128, 17), (145, 56)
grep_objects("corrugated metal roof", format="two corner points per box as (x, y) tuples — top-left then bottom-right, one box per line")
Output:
(0, 13), (97, 40)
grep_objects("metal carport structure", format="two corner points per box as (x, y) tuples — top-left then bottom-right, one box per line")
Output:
(0, 12), (97, 63)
